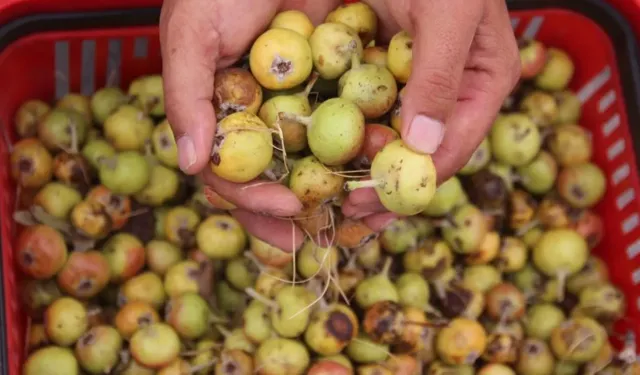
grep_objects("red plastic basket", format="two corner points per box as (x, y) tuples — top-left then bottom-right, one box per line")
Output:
(0, 0), (640, 374)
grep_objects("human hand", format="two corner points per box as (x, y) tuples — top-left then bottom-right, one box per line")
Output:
(160, 0), (341, 251)
(342, 0), (521, 222)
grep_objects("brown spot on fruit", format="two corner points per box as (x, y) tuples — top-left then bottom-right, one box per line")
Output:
(325, 311), (354, 342)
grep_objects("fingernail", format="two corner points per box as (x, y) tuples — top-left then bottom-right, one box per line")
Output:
(177, 136), (197, 172)
(405, 115), (445, 154)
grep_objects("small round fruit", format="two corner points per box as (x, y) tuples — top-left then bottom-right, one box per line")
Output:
(250, 28), (313, 90)
(387, 31), (412, 83)
(525, 303), (566, 340)
(146, 240), (183, 276)
(128, 74), (165, 116)
(164, 205), (200, 248)
(304, 303), (359, 355)
(309, 22), (363, 80)
(75, 325), (123, 374)
(103, 105), (154, 151)
(516, 338), (556, 375)
(548, 124), (592, 167)
(255, 337), (310, 375)
(33, 181), (82, 218)
(90, 87), (127, 124)
(535, 48), (575, 91)
(269, 10), (314, 38)
(459, 137), (492, 175)
(82, 139), (116, 169)
(57, 250), (110, 299)
(519, 39), (547, 79)
(490, 113), (541, 167)
(10, 138), (53, 188)
(120, 271), (166, 309)
(196, 214), (247, 259)
(520, 90), (558, 127)
(325, 2), (378, 45)
(16, 224), (68, 279)
(549, 317), (606, 363)
(516, 151), (557, 195)
(130, 323), (181, 369)
(165, 292), (210, 340)
(441, 203), (488, 254)
(15, 99), (50, 138)
(151, 119), (179, 168)
(213, 67), (263, 120)
(133, 164), (180, 206)
(98, 151), (151, 195)
(164, 260), (202, 297)
(38, 107), (89, 152)
(363, 46), (388, 68)
(101, 232), (146, 283)
(57, 93), (91, 121)
(436, 318), (487, 366)
(554, 90), (582, 125)
(557, 163), (606, 209)
(24, 346), (79, 375)
(45, 297), (89, 346)
(114, 301), (160, 340)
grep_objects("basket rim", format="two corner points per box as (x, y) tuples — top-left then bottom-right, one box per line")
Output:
(0, 1), (639, 374)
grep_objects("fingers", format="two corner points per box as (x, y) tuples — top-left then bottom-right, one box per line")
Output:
(431, 2), (520, 182)
(363, 212), (400, 232)
(201, 169), (302, 217)
(231, 209), (304, 252)
(399, 0), (484, 155)
(160, 0), (219, 174)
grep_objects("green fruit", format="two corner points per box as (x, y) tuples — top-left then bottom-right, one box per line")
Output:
(99, 151), (151, 195)
(24, 346), (79, 375)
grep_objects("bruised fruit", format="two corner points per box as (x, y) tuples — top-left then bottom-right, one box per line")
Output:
(535, 48), (575, 91)
(309, 22), (363, 80)
(516, 339), (555, 375)
(98, 151), (150, 195)
(70, 200), (113, 239)
(165, 205), (200, 248)
(75, 325), (123, 374)
(255, 337), (310, 375)
(250, 28), (313, 90)
(459, 137), (492, 175)
(339, 56), (397, 119)
(130, 323), (181, 369)
(520, 90), (558, 127)
(387, 31), (412, 83)
(209, 111), (273, 183)
(436, 318), (487, 365)
(86, 185), (131, 229)
(45, 297), (89, 346)
(325, 2), (378, 45)
(305, 303), (359, 355)
(15, 99), (50, 138)
(485, 282), (526, 321)
(115, 301), (160, 339)
(574, 283), (626, 322)
(57, 250), (110, 298)
(128, 74), (165, 116)
(151, 119), (178, 168)
(490, 113), (541, 167)
(10, 138), (53, 188)
(549, 317), (606, 363)
(289, 155), (344, 206)
(346, 140), (437, 215)
(548, 124), (592, 167)
(23, 346), (79, 375)
(102, 232), (146, 283)
(442, 203), (488, 254)
(16, 224), (67, 279)
(52, 151), (91, 188)
(303, 97), (365, 166)
(215, 349), (254, 375)
(269, 10), (314, 38)
(214, 67), (263, 120)
(21, 279), (62, 318)
(196, 214), (247, 259)
(557, 162), (606, 209)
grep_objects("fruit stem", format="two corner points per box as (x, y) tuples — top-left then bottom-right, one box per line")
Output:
(301, 72), (320, 98)
(214, 324), (231, 338)
(556, 270), (567, 302)
(381, 257), (392, 278)
(245, 287), (279, 311)
(277, 112), (312, 127)
(350, 53), (361, 70)
(209, 313), (229, 324)
(344, 179), (381, 192)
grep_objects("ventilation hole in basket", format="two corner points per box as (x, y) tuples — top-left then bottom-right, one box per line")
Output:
(577, 66), (611, 104)
(622, 213), (640, 234)
(598, 89), (617, 113)
(602, 114), (621, 137)
(631, 269), (640, 285)
(81, 40), (96, 96)
(134, 37), (148, 59)
(627, 239), (640, 260)
(617, 189), (636, 210)
(521, 16), (544, 40)
(510, 18), (520, 29)
(54, 41), (70, 100)
(607, 139), (625, 161)
(107, 39), (122, 87)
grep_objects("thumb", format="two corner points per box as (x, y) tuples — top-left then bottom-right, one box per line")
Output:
(399, 0), (483, 155)
(160, 0), (219, 174)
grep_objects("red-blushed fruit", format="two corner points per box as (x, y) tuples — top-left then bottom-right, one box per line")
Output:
(10, 138), (54, 189)
(86, 185), (132, 230)
(115, 301), (161, 340)
(102, 233), (146, 283)
(354, 123), (400, 168)
(57, 250), (110, 299)
(16, 224), (68, 279)
(570, 210), (604, 249)
(306, 360), (352, 375)
(519, 39), (547, 79)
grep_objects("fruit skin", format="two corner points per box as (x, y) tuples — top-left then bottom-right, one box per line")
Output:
(15, 99), (50, 138)
(435, 318), (487, 365)
(57, 250), (110, 299)
(548, 124), (592, 167)
(269, 10), (314, 38)
(151, 119), (179, 168)
(535, 48), (575, 91)
(490, 113), (541, 167)
(387, 31), (413, 83)
(557, 162), (606, 209)
(354, 123), (400, 168)
(99, 151), (151, 195)
(365, 139), (437, 215)
(363, 46), (388, 68)
(304, 303), (359, 355)
(325, 2), (378, 45)
(44, 297), (89, 346)
(102, 232), (146, 283)
(130, 323), (181, 369)
(34, 181), (83, 219)
(250, 28), (313, 90)
(549, 317), (607, 363)
(114, 301), (160, 340)
(516, 151), (558, 195)
(16, 224), (68, 279)
(213, 67), (263, 120)
(10, 138), (53, 188)
(90, 86), (126, 124)
(288, 155), (345, 207)
(196, 214), (247, 259)
(23, 346), (79, 375)
(209, 111), (274, 183)
(75, 325), (123, 374)
(307, 97), (365, 166)
(254, 337), (310, 375)
(37, 107), (89, 152)
(532, 228), (588, 277)
(258, 92), (311, 153)
(519, 39), (547, 79)
(309, 22), (364, 80)
(338, 62), (398, 119)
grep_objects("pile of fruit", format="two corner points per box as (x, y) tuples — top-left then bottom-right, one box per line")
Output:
(6, 2), (638, 375)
